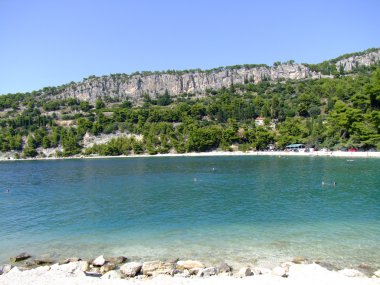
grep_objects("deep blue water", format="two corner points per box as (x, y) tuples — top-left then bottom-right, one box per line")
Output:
(0, 156), (379, 268)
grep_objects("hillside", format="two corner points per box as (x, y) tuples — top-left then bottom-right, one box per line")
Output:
(0, 48), (380, 159)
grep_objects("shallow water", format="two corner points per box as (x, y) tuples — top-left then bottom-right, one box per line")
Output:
(0, 156), (379, 269)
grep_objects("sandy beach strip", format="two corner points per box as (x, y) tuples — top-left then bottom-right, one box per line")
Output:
(1, 150), (380, 162)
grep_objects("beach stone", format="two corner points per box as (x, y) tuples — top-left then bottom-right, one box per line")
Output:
(142, 261), (176, 276)
(101, 270), (122, 279)
(120, 261), (142, 277)
(315, 261), (339, 271)
(0, 264), (13, 275)
(57, 261), (89, 273)
(6, 266), (21, 276)
(34, 258), (54, 265)
(373, 270), (380, 278)
(10, 252), (31, 262)
(177, 260), (205, 270)
(358, 264), (375, 276)
(197, 267), (218, 277)
(107, 256), (127, 265)
(100, 262), (116, 274)
(272, 266), (287, 277)
(237, 267), (253, 277)
(61, 257), (81, 264)
(92, 255), (106, 267)
(292, 256), (307, 264)
(175, 269), (191, 278)
(338, 268), (365, 277)
(219, 262), (232, 273)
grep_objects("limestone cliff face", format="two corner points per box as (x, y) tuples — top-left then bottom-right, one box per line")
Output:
(52, 49), (380, 103)
(55, 64), (320, 103)
(335, 50), (380, 72)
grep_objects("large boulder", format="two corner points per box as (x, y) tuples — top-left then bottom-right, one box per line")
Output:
(120, 262), (142, 277)
(10, 252), (31, 262)
(176, 260), (205, 270)
(92, 255), (106, 267)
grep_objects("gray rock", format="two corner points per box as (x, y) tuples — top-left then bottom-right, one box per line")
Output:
(10, 252), (31, 262)
(92, 255), (106, 267)
(106, 256), (127, 265)
(120, 261), (142, 277)
(101, 270), (122, 280)
(219, 262), (232, 273)
(357, 264), (375, 276)
(61, 257), (81, 264)
(100, 263), (116, 274)
(237, 267), (253, 277)
(292, 256), (307, 264)
(34, 258), (54, 265)
(197, 267), (218, 277)
(315, 261), (339, 271)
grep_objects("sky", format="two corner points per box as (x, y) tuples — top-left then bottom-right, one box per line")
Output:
(1, 0), (380, 95)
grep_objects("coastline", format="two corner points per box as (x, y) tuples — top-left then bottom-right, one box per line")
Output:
(1, 256), (379, 285)
(1, 150), (380, 162)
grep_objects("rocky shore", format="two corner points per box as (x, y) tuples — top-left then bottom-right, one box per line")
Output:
(1, 253), (379, 285)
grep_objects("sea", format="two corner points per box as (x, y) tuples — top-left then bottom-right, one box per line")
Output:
(0, 155), (379, 270)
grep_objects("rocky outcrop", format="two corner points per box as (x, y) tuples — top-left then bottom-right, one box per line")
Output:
(335, 50), (380, 72)
(52, 64), (320, 104)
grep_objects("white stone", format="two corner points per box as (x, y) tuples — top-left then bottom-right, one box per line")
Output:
(100, 270), (122, 279)
(373, 269), (380, 278)
(237, 267), (252, 277)
(120, 261), (142, 277)
(338, 268), (365, 278)
(272, 266), (287, 277)
(197, 267), (218, 277)
(92, 255), (106, 266)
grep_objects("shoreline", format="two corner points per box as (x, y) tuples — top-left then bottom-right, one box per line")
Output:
(1, 150), (380, 162)
(1, 255), (379, 285)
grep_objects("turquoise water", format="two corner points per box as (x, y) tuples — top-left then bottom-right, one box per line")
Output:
(0, 156), (379, 269)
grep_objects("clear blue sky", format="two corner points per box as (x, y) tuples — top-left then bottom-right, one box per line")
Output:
(1, 0), (380, 94)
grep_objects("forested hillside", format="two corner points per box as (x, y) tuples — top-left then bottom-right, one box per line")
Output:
(0, 50), (380, 158)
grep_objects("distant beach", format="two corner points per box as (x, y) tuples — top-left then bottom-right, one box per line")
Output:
(1, 150), (380, 162)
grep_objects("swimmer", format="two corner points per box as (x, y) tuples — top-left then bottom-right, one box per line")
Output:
(333, 181), (336, 187)
(321, 181), (325, 187)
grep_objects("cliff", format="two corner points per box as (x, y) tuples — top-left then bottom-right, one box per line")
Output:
(46, 48), (380, 104)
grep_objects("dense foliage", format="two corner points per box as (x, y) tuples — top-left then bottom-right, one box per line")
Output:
(1, 66), (380, 158)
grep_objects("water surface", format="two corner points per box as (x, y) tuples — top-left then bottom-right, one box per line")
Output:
(0, 156), (379, 269)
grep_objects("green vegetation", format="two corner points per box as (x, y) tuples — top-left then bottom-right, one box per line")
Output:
(1, 60), (380, 158)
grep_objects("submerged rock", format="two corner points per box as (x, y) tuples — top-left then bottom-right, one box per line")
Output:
(34, 258), (54, 265)
(107, 256), (127, 265)
(61, 257), (81, 264)
(10, 252), (31, 262)
(120, 261), (142, 277)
